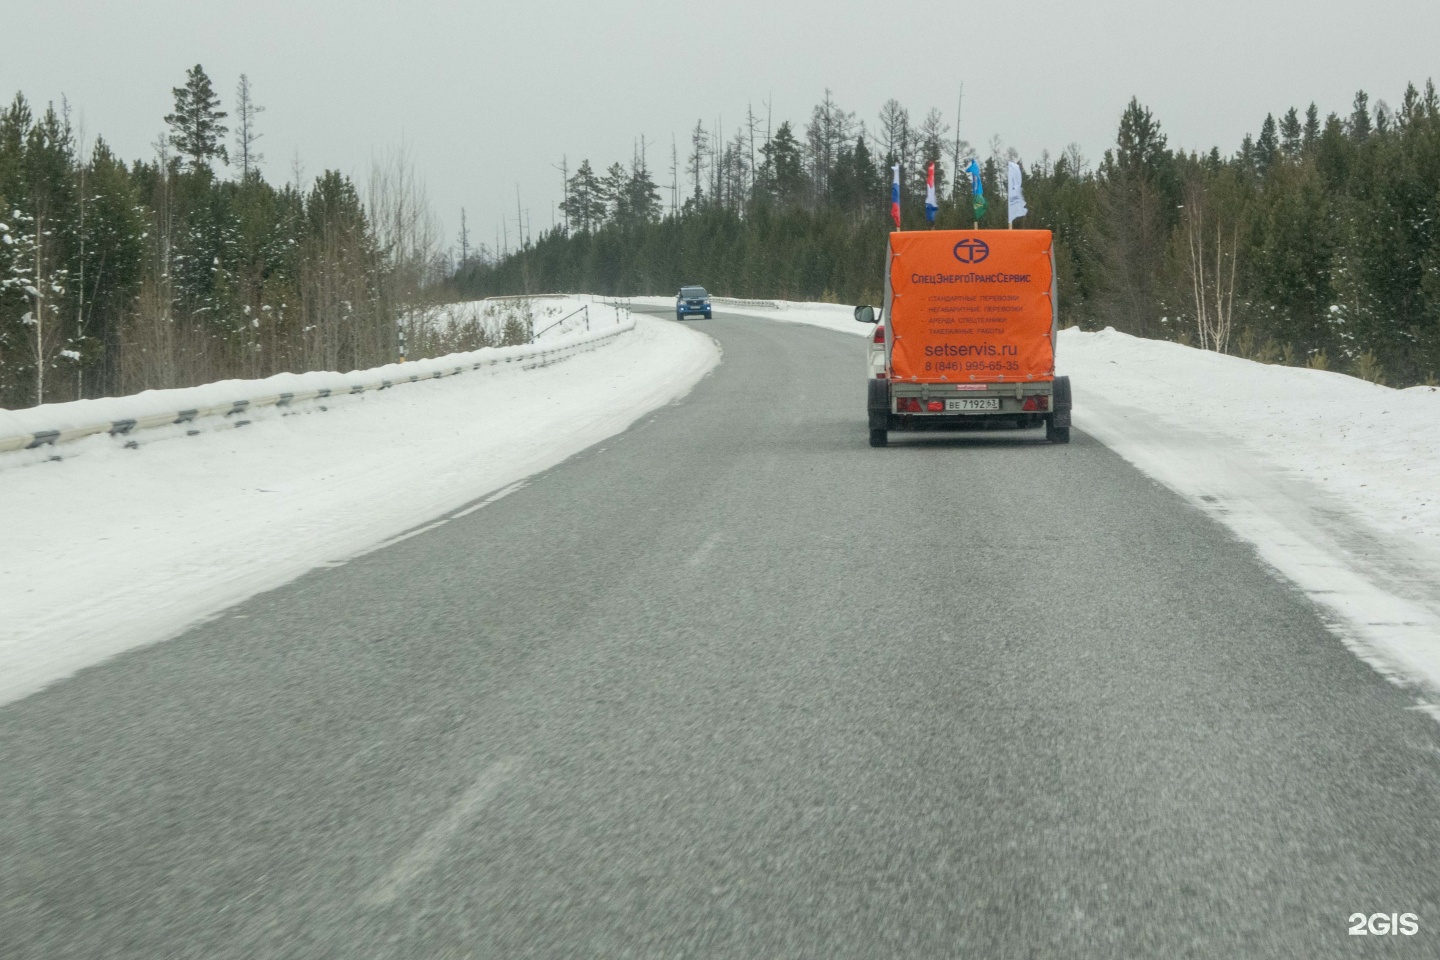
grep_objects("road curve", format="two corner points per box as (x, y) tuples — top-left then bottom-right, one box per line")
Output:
(2, 308), (1437, 958)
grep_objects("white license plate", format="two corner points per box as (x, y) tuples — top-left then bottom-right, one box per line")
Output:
(946, 398), (999, 411)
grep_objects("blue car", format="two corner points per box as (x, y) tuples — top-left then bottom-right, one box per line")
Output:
(676, 286), (712, 320)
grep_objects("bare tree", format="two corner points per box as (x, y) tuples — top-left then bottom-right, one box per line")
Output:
(234, 74), (264, 179)
(806, 89), (853, 203)
(916, 108), (950, 198)
(1062, 142), (1090, 176)
(687, 121), (709, 205)
(746, 102), (759, 204)
(1181, 181), (1239, 352)
(670, 134), (679, 213)
(368, 143), (442, 307)
(555, 155), (569, 232)
(877, 99), (909, 167)
(950, 85), (965, 198)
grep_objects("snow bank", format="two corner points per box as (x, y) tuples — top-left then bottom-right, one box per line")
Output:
(0, 305), (719, 705)
(0, 299), (630, 451)
(704, 297), (1440, 699)
(1059, 327), (1440, 701)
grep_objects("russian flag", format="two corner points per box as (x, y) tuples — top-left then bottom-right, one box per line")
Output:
(890, 164), (901, 229)
(925, 161), (938, 223)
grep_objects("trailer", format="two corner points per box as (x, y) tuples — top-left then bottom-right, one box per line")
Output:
(856, 229), (1071, 447)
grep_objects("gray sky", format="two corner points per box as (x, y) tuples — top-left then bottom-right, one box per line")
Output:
(5, 0), (1439, 257)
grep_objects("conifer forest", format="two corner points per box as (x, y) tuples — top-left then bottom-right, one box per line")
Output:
(458, 85), (1440, 388)
(4, 74), (1439, 409)
(0, 66), (445, 409)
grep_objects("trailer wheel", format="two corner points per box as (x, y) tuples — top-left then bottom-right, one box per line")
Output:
(1046, 416), (1070, 444)
(1053, 375), (1072, 411)
(867, 379), (891, 431)
(869, 428), (888, 447)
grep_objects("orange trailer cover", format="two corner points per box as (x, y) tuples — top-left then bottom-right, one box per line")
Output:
(885, 229), (1056, 383)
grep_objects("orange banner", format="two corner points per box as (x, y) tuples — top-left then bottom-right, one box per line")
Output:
(886, 230), (1055, 383)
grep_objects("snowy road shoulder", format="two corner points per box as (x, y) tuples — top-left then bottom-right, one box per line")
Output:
(1062, 330), (1440, 704)
(0, 311), (719, 706)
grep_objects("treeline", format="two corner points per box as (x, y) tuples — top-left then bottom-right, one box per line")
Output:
(455, 84), (1440, 386)
(0, 65), (442, 410)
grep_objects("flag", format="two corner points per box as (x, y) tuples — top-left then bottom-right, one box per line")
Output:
(890, 164), (901, 229)
(925, 161), (938, 223)
(965, 157), (987, 222)
(1007, 161), (1027, 224)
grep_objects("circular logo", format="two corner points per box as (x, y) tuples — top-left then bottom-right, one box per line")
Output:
(953, 238), (990, 264)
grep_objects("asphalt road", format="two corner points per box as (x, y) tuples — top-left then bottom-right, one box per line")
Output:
(3, 309), (1438, 959)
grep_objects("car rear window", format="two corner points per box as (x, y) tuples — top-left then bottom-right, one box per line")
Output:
(681, 287), (708, 298)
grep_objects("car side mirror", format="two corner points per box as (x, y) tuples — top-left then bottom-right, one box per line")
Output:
(854, 305), (876, 324)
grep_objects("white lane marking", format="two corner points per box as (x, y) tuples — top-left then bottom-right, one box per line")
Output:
(687, 532), (721, 567)
(451, 480), (528, 519)
(332, 481), (528, 566)
(350, 519), (450, 558)
(362, 757), (521, 907)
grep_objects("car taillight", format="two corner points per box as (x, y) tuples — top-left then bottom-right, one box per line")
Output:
(1021, 396), (1050, 411)
(926, 400), (944, 412)
(872, 326), (885, 344)
(896, 398), (921, 412)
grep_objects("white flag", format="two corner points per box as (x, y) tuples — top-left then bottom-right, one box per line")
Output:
(1007, 161), (1027, 224)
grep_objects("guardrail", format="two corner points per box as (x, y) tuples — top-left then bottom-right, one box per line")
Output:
(1, 319), (634, 454)
(535, 304), (590, 339)
(711, 296), (784, 309)
(596, 297), (633, 321)
(480, 293), (570, 303)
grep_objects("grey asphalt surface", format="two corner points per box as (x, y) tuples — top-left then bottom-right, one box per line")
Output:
(2, 308), (1439, 959)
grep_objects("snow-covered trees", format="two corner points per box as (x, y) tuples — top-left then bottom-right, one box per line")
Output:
(0, 97), (78, 405)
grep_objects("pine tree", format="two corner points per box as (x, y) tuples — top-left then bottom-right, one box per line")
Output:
(165, 64), (229, 171)
(1096, 99), (1177, 336)
(600, 162), (630, 223)
(74, 137), (146, 395)
(760, 121), (805, 206)
(1348, 90), (1372, 141)
(1256, 114), (1280, 175)
(1279, 107), (1303, 158)
(626, 161), (662, 224)
(560, 160), (605, 232)
(831, 135), (880, 215)
(1303, 103), (1321, 152)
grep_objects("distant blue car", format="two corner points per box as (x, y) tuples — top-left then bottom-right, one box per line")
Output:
(676, 286), (712, 320)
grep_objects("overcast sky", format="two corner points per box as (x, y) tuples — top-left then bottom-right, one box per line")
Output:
(5, 0), (1438, 256)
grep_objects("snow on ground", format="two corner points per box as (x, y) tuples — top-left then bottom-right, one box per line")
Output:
(702, 297), (1440, 700)
(0, 302), (719, 705)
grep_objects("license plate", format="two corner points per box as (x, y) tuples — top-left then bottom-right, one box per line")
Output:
(945, 398), (999, 411)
